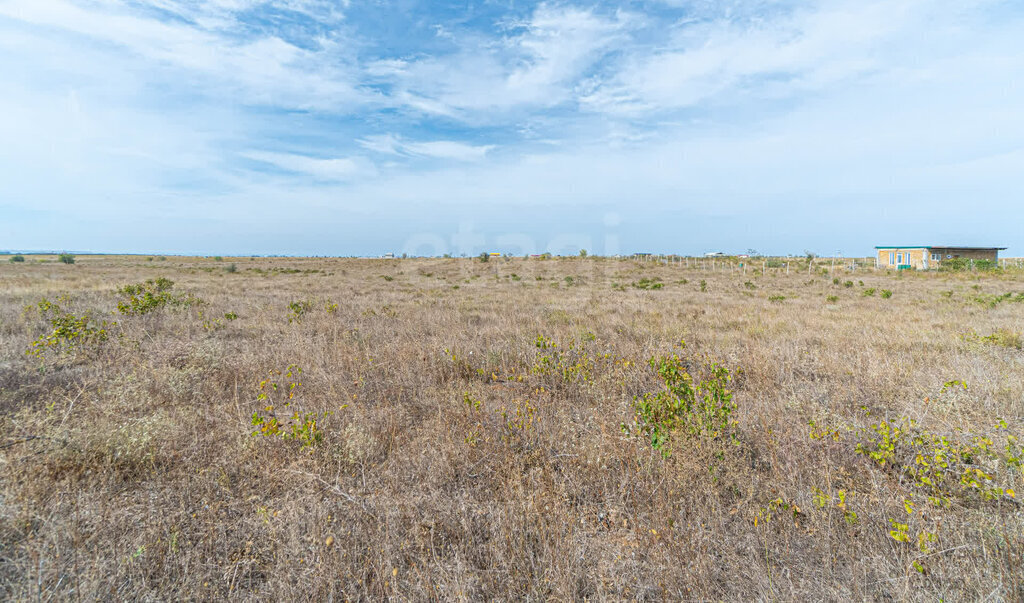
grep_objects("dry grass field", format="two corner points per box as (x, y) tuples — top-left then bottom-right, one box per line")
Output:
(1, 254), (1022, 600)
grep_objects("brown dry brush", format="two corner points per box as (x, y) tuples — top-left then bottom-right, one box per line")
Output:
(0, 256), (1022, 600)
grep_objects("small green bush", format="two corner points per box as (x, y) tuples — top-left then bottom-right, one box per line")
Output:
(8, 255), (25, 263)
(881, 290), (893, 299)
(632, 278), (663, 290)
(863, 288), (876, 297)
(116, 278), (198, 315)
(287, 300), (313, 323)
(58, 253), (75, 265)
(629, 352), (736, 455)
(768, 295), (786, 303)
(826, 295), (839, 303)
(26, 298), (112, 359)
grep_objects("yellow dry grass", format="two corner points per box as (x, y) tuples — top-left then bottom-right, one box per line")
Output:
(1, 254), (1022, 599)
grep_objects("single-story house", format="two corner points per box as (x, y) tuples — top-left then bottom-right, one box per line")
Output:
(875, 246), (1006, 269)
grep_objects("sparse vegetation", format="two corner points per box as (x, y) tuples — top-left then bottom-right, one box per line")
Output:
(1, 255), (1022, 600)
(8, 255), (25, 263)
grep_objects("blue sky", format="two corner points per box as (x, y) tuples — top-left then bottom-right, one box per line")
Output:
(1, 0), (1022, 256)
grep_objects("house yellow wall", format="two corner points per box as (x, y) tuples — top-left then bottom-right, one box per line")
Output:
(877, 247), (1001, 269)
(877, 248), (928, 269)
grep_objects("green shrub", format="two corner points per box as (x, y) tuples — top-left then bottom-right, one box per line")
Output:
(632, 277), (663, 290)
(251, 365), (326, 449)
(629, 352), (736, 455)
(58, 253), (75, 264)
(967, 328), (1023, 350)
(863, 288), (876, 297)
(881, 289), (893, 299)
(26, 298), (113, 359)
(826, 295), (839, 303)
(213, 256), (223, 262)
(768, 295), (786, 303)
(116, 278), (179, 315)
(225, 263), (237, 273)
(478, 252), (489, 263)
(8, 255), (25, 263)
(287, 300), (313, 323)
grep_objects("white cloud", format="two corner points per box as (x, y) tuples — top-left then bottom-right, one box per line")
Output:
(379, 4), (634, 116)
(0, 0), (362, 110)
(241, 151), (371, 181)
(358, 135), (494, 161)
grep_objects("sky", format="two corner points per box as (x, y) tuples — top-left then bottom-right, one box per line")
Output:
(1, 0), (1022, 257)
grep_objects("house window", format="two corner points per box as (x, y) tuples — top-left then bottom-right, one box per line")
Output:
(889, 252), (895, 265)
(931, 253), (941, 261)
(897, 253), (903, 264)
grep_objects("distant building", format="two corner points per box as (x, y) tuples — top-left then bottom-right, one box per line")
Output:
(875, 246), (1005, 269)
(382, 252), (395, 259)
(704, 251), (725, 257)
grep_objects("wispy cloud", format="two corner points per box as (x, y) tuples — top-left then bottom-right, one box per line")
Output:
(242, 151), (372, 181)
(376, 4), (635, 117)
(358, 135), (494, 161)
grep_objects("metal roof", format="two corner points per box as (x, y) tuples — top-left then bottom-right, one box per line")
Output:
(874, 245), (1006, 250)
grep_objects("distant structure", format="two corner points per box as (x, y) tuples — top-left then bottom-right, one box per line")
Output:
(382, 252), (395, 259)
(875, 246), (1005, 269)
(704, 251), (725, 257)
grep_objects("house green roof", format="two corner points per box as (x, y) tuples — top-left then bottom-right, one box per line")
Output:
(875, 245), (1006, 250)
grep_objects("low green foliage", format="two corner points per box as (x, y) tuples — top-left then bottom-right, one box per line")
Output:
(973, 292), (1024, 308)
(9, 255), (25, 263)
(632, 277), (663, 290)
(826, 295), (839, 303)
(250, 365), (327, 449)
(58, 253), (75, 264)
(855, 413), (1020, 506)
(863, 288), (876, 297)
(26, 298), (113, 359)
(966, 328), (1022, 350)
(628, 347), (736, 455)
(768, 295), (786, 303)
(116, 278), (197, 315)
(941, 257), (999, 272)
(532, 334), (597, 385)
(287, 300), (313, 323)
(880, 289), (893, 299)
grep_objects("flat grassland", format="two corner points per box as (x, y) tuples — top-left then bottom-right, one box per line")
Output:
(1, 255), (1022, 600)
